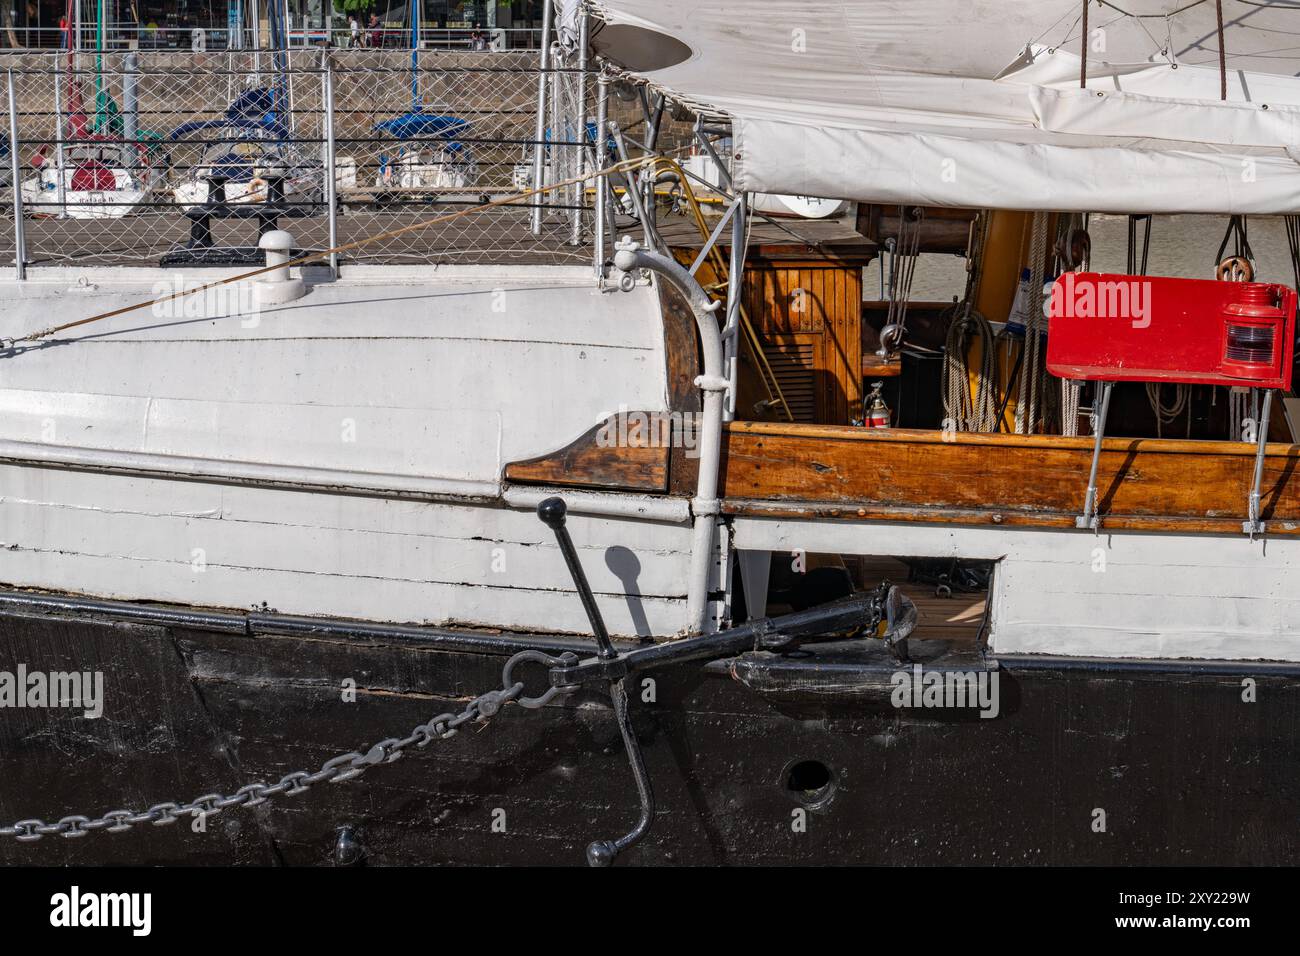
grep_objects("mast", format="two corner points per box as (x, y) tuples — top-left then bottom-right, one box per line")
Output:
(94, 0), (104, 130)
(410, 0), (421, 112)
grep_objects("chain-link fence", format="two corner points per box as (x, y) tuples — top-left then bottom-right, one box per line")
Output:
(1, 49), (598, 269)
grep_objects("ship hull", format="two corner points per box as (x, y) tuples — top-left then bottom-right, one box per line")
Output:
(1, 590), (1296, 866)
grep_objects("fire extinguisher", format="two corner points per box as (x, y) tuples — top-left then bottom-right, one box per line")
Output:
(865, 381), (891, 429)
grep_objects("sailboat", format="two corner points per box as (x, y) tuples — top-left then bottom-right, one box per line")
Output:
(372, 1), (478, 194)
(169, 86), (300, 208)
(170, 2), (316, 211)
(20, 0), (165, 219)
(5, 1), (1300, 867)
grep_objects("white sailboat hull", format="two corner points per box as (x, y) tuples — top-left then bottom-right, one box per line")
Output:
(21, 167), (150, 219)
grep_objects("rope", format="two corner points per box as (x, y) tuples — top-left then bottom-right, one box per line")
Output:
(7, 154), (659, 346)
(1081, 0), (1090, 88)
(1061, 379), (1082, 436)
(1054, 212), (1088, 436)
(1145, 381), (1190, 438)
(1216, 0), (1227, 101)
(885, 207), (923, 338)
(940, 212), (998, 434)
(1230, 386), (1252, 442)
(942, 305), (999, 432)
(1285, 215), (1300, 291)
(646, 155), (795, 422)
(1017, 212), (1049, 434)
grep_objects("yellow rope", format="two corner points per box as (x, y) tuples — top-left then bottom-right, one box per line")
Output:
(647, 156), (794, 422)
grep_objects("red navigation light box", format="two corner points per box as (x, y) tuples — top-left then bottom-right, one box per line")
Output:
(1045, 272), (1297, 390)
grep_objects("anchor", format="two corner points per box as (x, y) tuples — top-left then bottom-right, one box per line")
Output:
(533, 496), (914, 866)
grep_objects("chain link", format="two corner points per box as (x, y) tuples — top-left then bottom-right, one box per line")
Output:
(0, 649), (578, 843)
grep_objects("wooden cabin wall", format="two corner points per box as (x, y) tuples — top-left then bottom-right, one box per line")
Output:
(740, 257), (864, 425)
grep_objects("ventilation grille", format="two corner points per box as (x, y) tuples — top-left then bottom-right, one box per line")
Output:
(762, 340), (818, 422)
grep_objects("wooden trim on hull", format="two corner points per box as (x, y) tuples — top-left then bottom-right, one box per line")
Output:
(504, 416), (670, 493)
(505, 277), (703, 495)
(708, 422), (1300, 536)
(509, 414), (1300, 535)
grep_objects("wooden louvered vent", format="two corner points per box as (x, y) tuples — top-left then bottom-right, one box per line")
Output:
(741, 256), (866, 425)
(760, 339), (818, 423)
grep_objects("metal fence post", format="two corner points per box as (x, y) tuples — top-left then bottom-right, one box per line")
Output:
(530, 0), (554, 235)
(52, 58), (66, 218)
(7, 70), (26, 280)
(594, 75), (608, 282)
(570, 8), (590, 246)
(322, 56), (339, 278)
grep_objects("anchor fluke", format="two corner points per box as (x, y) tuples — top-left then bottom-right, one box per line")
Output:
(586, 840), (617, 868)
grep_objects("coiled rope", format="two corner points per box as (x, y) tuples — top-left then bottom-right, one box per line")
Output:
(942, 305), (999, 432)
(1146, 381), (1190, 438)
(940, 211), (1001, 433)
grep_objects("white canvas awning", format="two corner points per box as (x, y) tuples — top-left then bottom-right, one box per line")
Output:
(591, 1), (1300, 214)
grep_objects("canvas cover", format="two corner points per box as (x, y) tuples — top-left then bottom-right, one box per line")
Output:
(591, 1), (1300, 213)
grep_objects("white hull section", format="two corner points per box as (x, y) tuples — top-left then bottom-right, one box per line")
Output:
(376, 150), (477, 190)
(0, 264), (693, 637)
(21, 169), (150, 219)
(734, 517), (1300, 662)
(174, 175), (307, 210)
(0, 466), (691, 637)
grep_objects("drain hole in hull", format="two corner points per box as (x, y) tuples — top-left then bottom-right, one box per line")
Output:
(785, 760), (835, 807)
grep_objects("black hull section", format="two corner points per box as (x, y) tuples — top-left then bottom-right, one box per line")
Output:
(1, 591), (1298, 866)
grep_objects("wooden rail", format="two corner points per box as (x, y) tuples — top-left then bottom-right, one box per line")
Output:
(710, 423), (1300, 535)
(508, 417), (1300, 536)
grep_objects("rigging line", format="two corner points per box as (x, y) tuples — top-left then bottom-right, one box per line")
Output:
(1217, 0), (1228, 99)
(1178, 46), (1300, 58)
(1046, 11), (1086, 51)
(7, 154), (661, 346)
(619, 129), (823, 255)
(1050, 10), (1145, 55)
(1028, 5), (1079, 46)
(1081, 0), (1089, 87)
(1096, 0), (1208, 17)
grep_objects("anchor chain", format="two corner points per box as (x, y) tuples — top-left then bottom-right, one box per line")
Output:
(0, 649), (578, 843)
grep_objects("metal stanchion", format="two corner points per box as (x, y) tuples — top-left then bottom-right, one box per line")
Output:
(570, 9), (589, 246)
(593, 75), (608, 282)
(53, 58), (67, 218)
(724, 195), (747, 420)
(529, 0), (554, 235)
(322, 57), (339, 278)
(7, 70), (26, 280)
